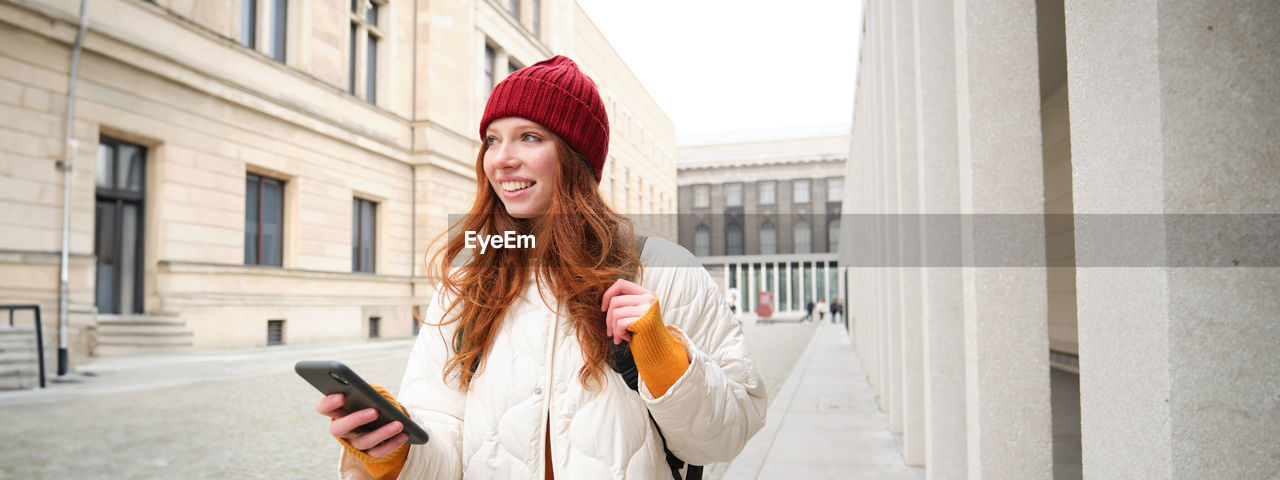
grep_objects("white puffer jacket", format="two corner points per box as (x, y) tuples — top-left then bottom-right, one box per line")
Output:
(339, 237), (767, 479)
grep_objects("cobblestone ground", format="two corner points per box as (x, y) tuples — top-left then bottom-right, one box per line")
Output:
(0, 317), (817, 479)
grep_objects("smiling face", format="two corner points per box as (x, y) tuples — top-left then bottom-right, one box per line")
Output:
(482, 117), (560, 218)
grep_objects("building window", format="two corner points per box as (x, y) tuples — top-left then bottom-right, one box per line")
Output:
(509, 59), (523, 76)
(245, 172), (285, 266)
(760, 221), (777, 255)
(726, 222), (744, 255)
(508, 0), (520, 20)
(531, 0), (540, 36)
(793, 220), (811, 254)
(793, 179), (810, 204)
(693, 184), (710, 208)
(269, 0), (287, 62)
(694, 224), (710, 257)
(240, 0), (256, 48)
(827, 177), (843, 202)
(267, 319), (285, 346)
(352, 197), (377, 273)
(758, 181), (776, 205)
(95, 137), (147, 315)
(726, 183), (742, 207)
(482, 44), (496, 101)
(368, 316), (381, 339)
(349, 0), (383, 104)
(827, 218), (840, 253)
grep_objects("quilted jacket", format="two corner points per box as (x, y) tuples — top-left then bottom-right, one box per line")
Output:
(339, 237), (768, 479)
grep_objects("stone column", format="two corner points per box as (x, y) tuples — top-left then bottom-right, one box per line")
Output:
(917, 0), (967, 477)
(778, 263), (788, 312)
(773, 262), (780, 307)
(880, 0), (904, 435)
(1067, 1), (1280, 478)
(892, 0), (926, 465)
(954, 0), (1052, 477)
(747, 263), (755, 313)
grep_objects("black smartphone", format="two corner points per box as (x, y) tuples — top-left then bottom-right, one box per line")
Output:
(295, 360), (429, 445)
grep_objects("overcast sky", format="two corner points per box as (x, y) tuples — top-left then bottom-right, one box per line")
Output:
(575, 0), (863, 143)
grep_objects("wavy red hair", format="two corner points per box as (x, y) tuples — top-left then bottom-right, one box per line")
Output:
(424, 131), (640, 391)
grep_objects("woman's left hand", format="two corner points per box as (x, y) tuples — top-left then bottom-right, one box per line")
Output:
(600, 279), (656, 345)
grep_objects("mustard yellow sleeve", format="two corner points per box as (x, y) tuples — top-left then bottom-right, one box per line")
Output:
(625, 298), (690, 398)
(333, 383), (409, 480)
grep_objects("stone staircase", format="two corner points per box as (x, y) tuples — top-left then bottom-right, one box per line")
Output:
(0, 326), (40, 390)
(95, 314), (194, 356)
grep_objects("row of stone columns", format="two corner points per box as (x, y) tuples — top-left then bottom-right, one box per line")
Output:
(848, 0), (1054, 477)
(720, 260), (838, 313)
(844, 0), (1278, 478)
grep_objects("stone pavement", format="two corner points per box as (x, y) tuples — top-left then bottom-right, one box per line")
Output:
(722, 322), (925, 480)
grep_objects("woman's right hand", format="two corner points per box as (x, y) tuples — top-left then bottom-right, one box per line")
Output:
(316, 393), (409, 459)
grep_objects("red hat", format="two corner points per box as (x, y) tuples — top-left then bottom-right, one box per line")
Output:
(480, 55), (610, 183)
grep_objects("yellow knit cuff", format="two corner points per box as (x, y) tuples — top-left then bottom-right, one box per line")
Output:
(625, 299), (690, 398)
(333, 383), (410, 480)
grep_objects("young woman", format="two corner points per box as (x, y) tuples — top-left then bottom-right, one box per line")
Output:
(316, 55), (766, 479)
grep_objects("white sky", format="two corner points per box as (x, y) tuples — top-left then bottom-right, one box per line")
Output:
(575, 0), (863, 144)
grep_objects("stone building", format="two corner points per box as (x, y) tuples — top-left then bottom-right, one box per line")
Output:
(675, 127), (848, 315)
(843, 0), (1278, 478)
(0, 0), (675, 379)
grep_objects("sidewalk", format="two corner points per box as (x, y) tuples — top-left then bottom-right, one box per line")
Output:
(0, 338), (413, 407)
(723, 322), (924, 480)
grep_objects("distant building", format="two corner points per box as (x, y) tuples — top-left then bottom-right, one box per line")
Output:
(0, 0), (674, 373)
(675, 127), (848, 314)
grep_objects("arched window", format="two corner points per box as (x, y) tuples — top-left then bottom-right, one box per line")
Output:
(793, 220), (811, 254)
(827, 219), (840, 253)
(760, 221), (777, 255)
(726, 222), (744, 255)
(694, 224), (711, 257)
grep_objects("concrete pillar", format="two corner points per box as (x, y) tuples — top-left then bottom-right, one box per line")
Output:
(773, 262), (780, 307)
(954, 0), (1052, 477)
(1066, 1), (1280, 478)
(723, 262), (730, 294)
(737, 263), (745, 313)
(747, 263), (755, 313)
(892, 0), (926, 465)
(916, 0), (967, 477)
(778, 263), (788, 312)
(880, 0), (904, 435)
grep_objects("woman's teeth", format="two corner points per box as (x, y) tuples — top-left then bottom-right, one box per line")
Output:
(501, 181), (534, 192)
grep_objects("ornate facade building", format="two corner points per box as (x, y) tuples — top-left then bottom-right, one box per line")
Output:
(675, 127), (848, 315)
(0, 0), (675, 381)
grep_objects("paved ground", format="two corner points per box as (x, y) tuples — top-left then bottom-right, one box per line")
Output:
(721, 321), (925, 480)
(0, 315), (818, 479)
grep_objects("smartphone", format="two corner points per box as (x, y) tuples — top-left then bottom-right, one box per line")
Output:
(295, 360), (429, 445)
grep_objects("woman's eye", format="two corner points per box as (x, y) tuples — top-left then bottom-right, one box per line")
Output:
(485, 137), (498, 146)
(522, 134), (539, 142)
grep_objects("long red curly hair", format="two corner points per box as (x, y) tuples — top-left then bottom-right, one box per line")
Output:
(424, 132), (640, 391)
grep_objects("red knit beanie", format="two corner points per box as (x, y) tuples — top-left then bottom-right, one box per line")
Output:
(480, 55), (610, 183)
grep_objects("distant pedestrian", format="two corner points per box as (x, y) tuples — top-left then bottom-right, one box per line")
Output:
(816, 299), (828, 322)
(805, 298), (815, 322)
(831, 299), (843, 325)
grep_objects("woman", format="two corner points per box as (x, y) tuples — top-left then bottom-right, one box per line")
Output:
(316, 56), (767, 479)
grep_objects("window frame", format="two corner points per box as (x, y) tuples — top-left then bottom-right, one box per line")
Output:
(245, 172), (286, 267)
(352, 197), (378, 273)
(725, 182), (743, 207)
(349, 0), (386, 104)
(793, 179), (811, 204)
(758, 181), (776, 205)
(827, 177), (844, 202)
(693, 184), (710, 208)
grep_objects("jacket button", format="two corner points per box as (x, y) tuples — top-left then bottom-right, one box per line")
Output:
(534, 387), (544, 395)
(556, 383), (567, 394)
